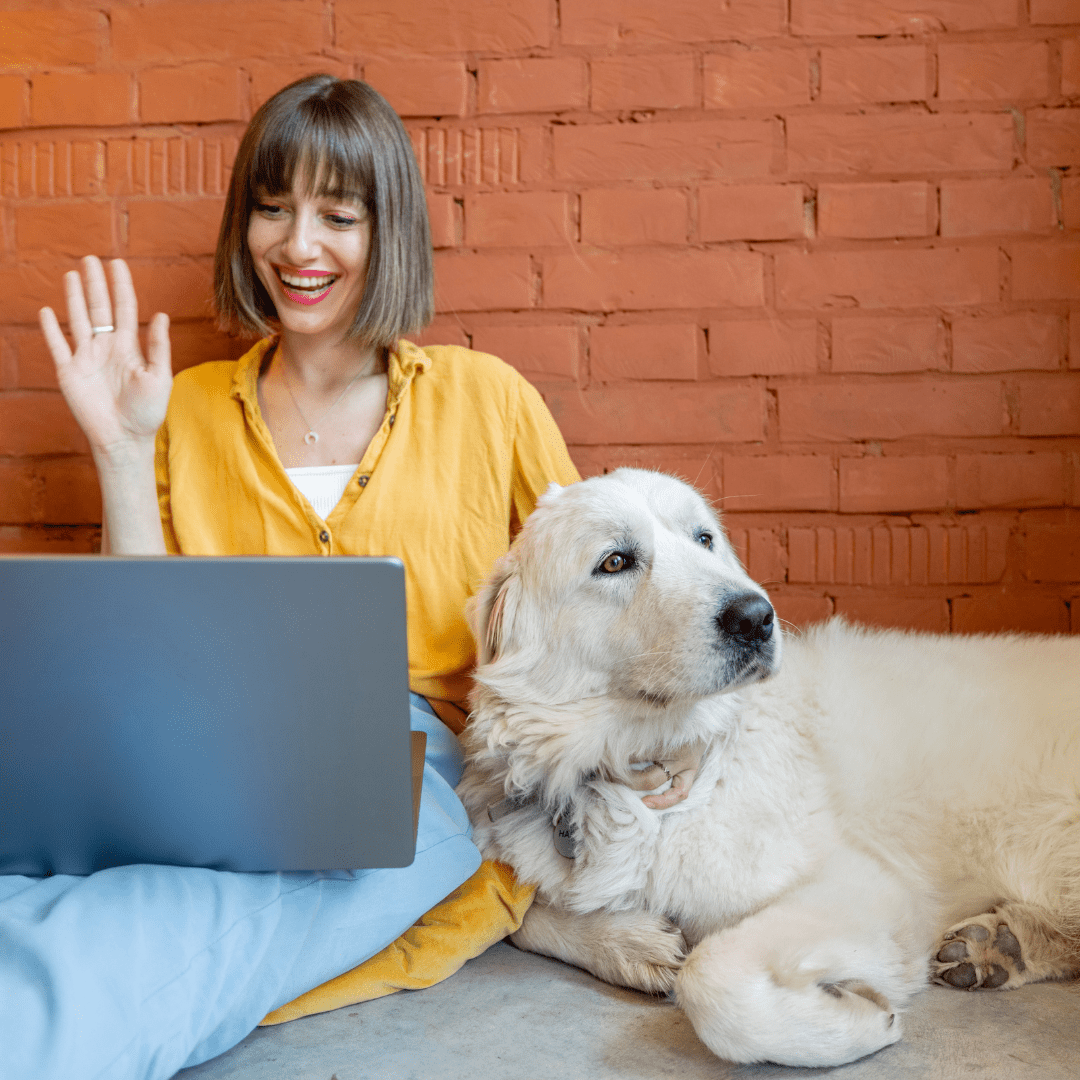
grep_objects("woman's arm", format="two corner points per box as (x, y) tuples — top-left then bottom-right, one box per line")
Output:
(38, 257), (173, 555)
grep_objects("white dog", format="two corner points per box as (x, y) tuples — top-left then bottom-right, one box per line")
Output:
(457, 469), (1080, 1067)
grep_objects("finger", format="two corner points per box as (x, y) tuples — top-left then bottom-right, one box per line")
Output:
(109, 258), (139, 340)
(624, 763), (671, 791)
(146, 311), (172, 377)
(38, 307), (73, 369)
(641, 768), (696, 810)
(83, 255), (114, 333)
(64, 269), (93, 343)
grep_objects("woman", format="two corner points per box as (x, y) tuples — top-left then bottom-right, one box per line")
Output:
(14, 76), (696, 1079)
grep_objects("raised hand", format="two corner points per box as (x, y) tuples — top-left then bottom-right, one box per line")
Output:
(38, 256), (173, 460)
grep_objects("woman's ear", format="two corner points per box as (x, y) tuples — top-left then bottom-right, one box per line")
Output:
(469, 556), (521, 666)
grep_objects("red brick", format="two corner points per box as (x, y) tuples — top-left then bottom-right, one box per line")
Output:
(704, 49), (810, 109)
(0, 263), (68, 324)
(39, 458), (101, 524)
(338, 0), (550, 54)
(788, 113), (1013, 174)
(1015, 373), (1080, 435)
(580, 189), (687, 246)
(699, 183), (805, 242)
(112, 2), (325, 62)
(126, 199), (224, 258)
(465, 192), (574, 248)
(836, 593), (950, 633)
(724, 455), (833, 511)
(956, 453), (1065, 509)
(247, 60), (353, 111)
(543, 250), (764, 312)
(140, 65), (246, 125)
(408, 316), (470, 350)
(817, 182), (932, 239)
(1027, 109), (1080, 168)
(779, 378), (1004, 441)
(0, 76), (26, 129)
(591, 56), (696, 112)
(818, 45), (927, 104)
(568, 446), (722, 502)
(30, 73), (132, 128)
(1063, 39), (1080, 97)
(1060, 175), (1079, 226)
(427, 193), (458, 249)
(952, 313), (1062, 372)
(590, 323), (699, 381)
(127, 261), (215, 322)
(839, 456), (948, 513)
(1024, 512), (1080, 581)
(941, 178), (1054, 237)
(363, 59), (468, 118)
(168, 321), (248, 374)
(0, 525), (99, 555)
(11, 330), (58, 389)
(792, 0), (1016, 34)
(776, 248), (999, 311)
(0, 460), (34, 524)
(0, 9), (101, 66)
(561, 0), (783, 46)
(708, 319), (817, 376)
(470, 324), (580, 381)
(0, 392), (88, 455)
(1072, 309), (1080, 369)
(1012, 242), (1080, 301)
(771, 592), (833, 628)
(553, 119), (775, 182)
(15, 203), (114, 257)
(543, 383), (765, 445)
(746, 528), (787, 586)
(939, 42), (1049, 101)
(953, 591), (1069, 632)
(477, 59), (587, 115)
(832, 317), (945, 373)
(1031, 0), (1080, 23)
(433, 252), (532, 312)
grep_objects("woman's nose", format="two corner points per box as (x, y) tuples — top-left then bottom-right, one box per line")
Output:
(280, 208), (319, 263)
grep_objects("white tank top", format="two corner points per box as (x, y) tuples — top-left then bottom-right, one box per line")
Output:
(285, 464), (360, 520)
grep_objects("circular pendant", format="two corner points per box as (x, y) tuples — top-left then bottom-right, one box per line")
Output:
(304, 431), (319, 445)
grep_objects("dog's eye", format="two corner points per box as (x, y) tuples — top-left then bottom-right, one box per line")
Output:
(599, 552), (632, 574)
(697, 532), (714, 550)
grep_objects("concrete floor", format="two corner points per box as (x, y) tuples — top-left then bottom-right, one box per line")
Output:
(179, 940), (1080, 1080)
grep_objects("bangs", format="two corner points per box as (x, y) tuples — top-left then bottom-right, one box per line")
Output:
(249, 103), (375, 208)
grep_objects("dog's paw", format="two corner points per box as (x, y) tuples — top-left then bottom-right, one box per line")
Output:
(605, 912), (687, 995)
(931, 912), (1026, 991)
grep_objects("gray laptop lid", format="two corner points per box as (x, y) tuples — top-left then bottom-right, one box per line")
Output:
(0, 556), (416, 875)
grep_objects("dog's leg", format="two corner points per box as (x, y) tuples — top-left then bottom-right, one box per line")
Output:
(510, 899), (686, 994)
(932, 901), (1080, 990)
(674, 849), (931, 1067)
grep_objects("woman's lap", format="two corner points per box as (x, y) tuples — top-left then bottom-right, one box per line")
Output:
(0, 696), (480, 1080)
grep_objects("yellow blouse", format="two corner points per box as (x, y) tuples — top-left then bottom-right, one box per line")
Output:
(155, 336), (580, 726)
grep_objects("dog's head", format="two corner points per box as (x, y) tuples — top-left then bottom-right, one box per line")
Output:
(470, 469), (780, 709)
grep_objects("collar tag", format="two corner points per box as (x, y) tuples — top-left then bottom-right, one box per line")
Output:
(552, 810), (578, 859)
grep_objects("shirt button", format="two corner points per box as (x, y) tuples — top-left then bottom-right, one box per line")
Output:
(319, 530), (330, 543)
(388, 415), (395, 426)
(358, 475), (368, 487)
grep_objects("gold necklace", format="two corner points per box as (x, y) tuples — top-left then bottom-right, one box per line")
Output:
(281, 364), (366, 446)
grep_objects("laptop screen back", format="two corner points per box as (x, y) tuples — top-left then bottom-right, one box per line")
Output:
(0, 556), (415, 875)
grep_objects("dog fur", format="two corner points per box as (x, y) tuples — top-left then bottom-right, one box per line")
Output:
(457, 469), (1080, 1067)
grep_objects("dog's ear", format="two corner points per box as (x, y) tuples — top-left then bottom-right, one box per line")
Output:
(469, 557), (522, 666)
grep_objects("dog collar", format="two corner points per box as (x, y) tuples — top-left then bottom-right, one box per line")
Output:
(487, 792), (579, 859)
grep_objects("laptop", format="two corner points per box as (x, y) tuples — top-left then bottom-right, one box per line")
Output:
(0, 556), (423, 876)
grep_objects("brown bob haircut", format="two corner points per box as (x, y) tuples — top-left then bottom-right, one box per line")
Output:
(214, 74), (433, 348)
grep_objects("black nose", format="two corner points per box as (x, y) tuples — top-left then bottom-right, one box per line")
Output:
(717, 592), (774, 645)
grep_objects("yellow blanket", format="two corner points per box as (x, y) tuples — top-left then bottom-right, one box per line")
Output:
(260, 861), (534, 1025)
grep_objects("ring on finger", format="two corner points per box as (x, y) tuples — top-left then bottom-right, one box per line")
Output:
(91, 324), (115, 335)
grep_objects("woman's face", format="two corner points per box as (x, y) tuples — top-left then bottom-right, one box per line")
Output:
(247, 183), (372, 342)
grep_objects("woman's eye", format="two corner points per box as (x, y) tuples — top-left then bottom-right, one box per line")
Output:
(600, 553), (628, 573)
(255, 202), (284, 216)
(326, 214), (358, 228)
(697, 533), (713, 550)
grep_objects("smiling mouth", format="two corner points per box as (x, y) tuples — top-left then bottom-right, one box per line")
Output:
(276, 268), (338, 306)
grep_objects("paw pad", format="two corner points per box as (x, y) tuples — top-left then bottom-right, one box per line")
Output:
(932, 915), (1026, 991)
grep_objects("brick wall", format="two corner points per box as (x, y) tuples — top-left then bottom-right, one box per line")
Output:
(1, 0), (1078, 633)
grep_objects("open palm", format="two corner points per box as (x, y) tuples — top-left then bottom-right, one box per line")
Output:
(39, 256), (173, 455)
